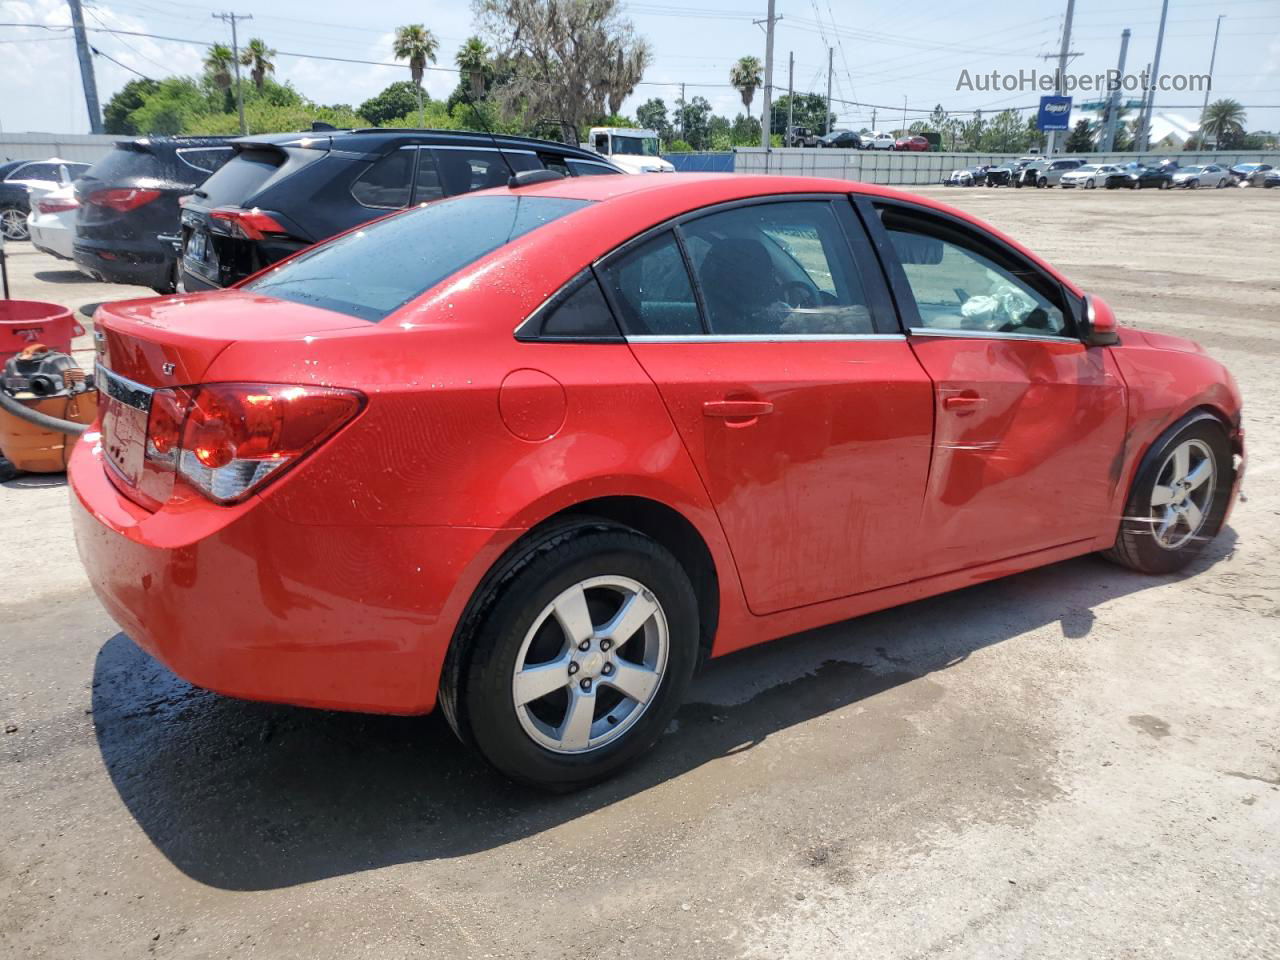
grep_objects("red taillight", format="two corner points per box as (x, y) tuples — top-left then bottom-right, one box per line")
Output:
(142, 383), (363, 504)
(37, 197), (79, 214)
(87, 188), (161, 212)
(210, 207), (288, 241)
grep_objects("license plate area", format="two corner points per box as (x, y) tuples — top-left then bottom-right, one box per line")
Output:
(184, 228), (217, 274)
(97, 364), (152, 488)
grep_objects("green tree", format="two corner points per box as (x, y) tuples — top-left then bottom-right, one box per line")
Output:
(455, 36), (491, 100)
(1200, 98), (1247, 148)
(127, 76), (209, 135)
(676, 95), (712, 150)
(203, 43), (234, 90)
(769, 93), (832, 136)
(103, 78), (158, 135)
(636, 98), (670, 142)
(1064, 118), (1093, 153)
(239, 38), (276, 92)
(475, 0), (649, 131)
(731, 112), (761, 146)
(359, 80), (424, 126)
(729, 55), (762, 113)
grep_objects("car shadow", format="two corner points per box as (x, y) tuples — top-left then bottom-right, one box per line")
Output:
(91, 532), (1237, 891)
(1, 471), (67, 490)
(34, 269), (94, 284)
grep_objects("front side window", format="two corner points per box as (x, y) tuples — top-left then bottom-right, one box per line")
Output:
(350, 149), (414, 209)
(432, 148), (515, 195)
(246, 195), (590, 322)
(566, 159), (617, 177)
(879, 206), (1069, 338)
(681, 201), (873, 336)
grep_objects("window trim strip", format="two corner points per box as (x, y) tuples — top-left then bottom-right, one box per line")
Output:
(906, 327), (1077, 344)
(627, 333), (908, 344)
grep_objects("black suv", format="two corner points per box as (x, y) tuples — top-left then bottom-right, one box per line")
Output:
(73, 137), (234, 293)
(179, 128), (623, 291)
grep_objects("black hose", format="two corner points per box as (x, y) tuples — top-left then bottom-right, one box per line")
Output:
(0, 388), (89, 435)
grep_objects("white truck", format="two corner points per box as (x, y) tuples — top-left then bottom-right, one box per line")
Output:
(584, 127), (675, 174)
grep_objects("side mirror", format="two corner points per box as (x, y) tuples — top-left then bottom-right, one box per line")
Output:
(1082, 294), (1120, 346)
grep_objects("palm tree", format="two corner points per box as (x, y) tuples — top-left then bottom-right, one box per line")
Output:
(394, 24), (439, 88)
(393, 23), (438, 126)
(1200, 98), (1247, 148)
(729, 56), (762, 113)
(604, 39), (650, 117)
(239, 38), (276, 92)
(203, 43), (234, 90)
(455, 36), (490, 101)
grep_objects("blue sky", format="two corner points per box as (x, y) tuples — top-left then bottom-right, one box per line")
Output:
(2, 0), (1277, 136)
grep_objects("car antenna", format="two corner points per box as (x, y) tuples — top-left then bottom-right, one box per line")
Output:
(456, 82), (521, 186)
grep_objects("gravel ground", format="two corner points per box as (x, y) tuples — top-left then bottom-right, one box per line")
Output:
(2, 185), (1278, 960)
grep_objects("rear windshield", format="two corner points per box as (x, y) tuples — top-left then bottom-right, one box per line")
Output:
(245, 194), (591, 322)
(84, 146), (161, 182)
(196, 147), (286, 205)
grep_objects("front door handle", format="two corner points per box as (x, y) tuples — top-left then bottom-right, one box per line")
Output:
(942, 393), (986, 411)
(703, 400), (775, 418)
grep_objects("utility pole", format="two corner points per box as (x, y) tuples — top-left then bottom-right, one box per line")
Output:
(1137, 0), (1169, 151)
(67, 0), (102, 133)
(786, 52), (794, 146)
(825, 47), (833, 135)
(1045, 0), (1077, 158)
(1101, 28), (1130, 153)
(212, 11), (252, 136)
(758, 0), (779, 152)
(871, 107), (876, 130)
(679, 82), (686, 142)
(1200, 14), (1225, 142)
(901, 96), (908, 135)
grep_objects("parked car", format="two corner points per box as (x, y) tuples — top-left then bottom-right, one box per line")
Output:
(1021, 158), (1086, 188)
(865, 132), (896, 150)
(943, 166), (998, 187)
(894, 135), (929, 152)
(73, 137), (234, 293)
(1104, 164), (1173, 190)
(984, 166), (1013, 187)
(819, 130), (862, 149)
(0, 157), (90, 240)
(1059, 163), (1123, 189)
(1171, 164), (1230, 189)
(786, 126), (821, 147)
(27, 184), (79, 260)
(180, 129), (624, 292)
(1230, 163), (1274, 187)
(72, 173), (1245, 789)
(1264, 170), (1280, 188)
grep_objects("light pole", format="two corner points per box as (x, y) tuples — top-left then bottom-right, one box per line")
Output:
(1200, 15), (1225, 146)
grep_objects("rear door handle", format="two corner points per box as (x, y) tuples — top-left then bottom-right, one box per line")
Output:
(942, 393), (987, 411)
(702, 400), (774, 418)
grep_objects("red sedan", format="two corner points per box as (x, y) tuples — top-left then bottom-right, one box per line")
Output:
(895, 135), (930, 152)
(71, 174), (1244, 789)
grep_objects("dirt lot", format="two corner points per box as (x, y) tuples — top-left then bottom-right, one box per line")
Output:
(2, 187), (1278, 960)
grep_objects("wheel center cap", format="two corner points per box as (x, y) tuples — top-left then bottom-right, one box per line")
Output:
(580, 651), (605, 678)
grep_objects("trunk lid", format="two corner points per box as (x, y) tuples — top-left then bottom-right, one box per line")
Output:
(93, 291), (367, 505)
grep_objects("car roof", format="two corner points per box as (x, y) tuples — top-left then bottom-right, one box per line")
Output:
(232, 127), (606, 162)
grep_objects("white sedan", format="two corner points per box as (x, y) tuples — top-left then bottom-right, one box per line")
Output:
(866, 132), (896, 150)
(26, 184), (79, 260)
(1172, 164), (1230, 189)
(1059, 163), (1122, 189)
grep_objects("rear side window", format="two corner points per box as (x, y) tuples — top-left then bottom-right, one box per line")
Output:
(412, 148), (444, 204)
(567, 160), (617, 177)
(351, 149), (414, 209)
(198, 148), (285, 204)
(246, 195), (590, 322)
(598, 231), (701, 336)
(432, 148), (514, 194)
(82, 147), (160, 182)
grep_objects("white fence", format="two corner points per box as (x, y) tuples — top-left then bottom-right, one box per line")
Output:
(0, 133), (122, 164)
(735, 147), (1280, 186)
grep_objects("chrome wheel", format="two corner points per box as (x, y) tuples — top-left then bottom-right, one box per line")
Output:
(1150, 439), (1216, 550)
(512, 575), (669, 754)
(0, 207), (29, 241)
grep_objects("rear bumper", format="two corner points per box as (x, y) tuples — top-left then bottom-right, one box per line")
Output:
(68, 438), (517, 715)
(30, 219), (74, 260)
(73, 241), (171, 290)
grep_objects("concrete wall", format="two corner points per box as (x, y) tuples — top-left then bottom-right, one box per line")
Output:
(734, 147), (1280, 186)
(0, 133), (121, 164)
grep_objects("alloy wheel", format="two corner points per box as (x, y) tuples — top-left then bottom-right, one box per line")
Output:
(511, 575), (669, 754)
(1150, 439), (1216, 550)
(0, 208), (29, 241)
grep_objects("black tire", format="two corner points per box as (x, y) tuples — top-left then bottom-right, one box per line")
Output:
(1159, 179), (1169, 189)
(1037, 176), (1048, 188)
(1188, 180), (1199, 189)
(1104, 414), (1233, 574)
(441, 521), (699, 790)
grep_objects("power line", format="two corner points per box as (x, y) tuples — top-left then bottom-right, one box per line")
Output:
(90, 44), (154, 81)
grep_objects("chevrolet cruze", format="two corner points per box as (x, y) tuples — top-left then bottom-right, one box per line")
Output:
(72, 174), (1244, 789)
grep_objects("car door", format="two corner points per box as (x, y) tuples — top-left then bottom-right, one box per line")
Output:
(599, 197), (935, 615)
(864, 199), (1128, 578)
